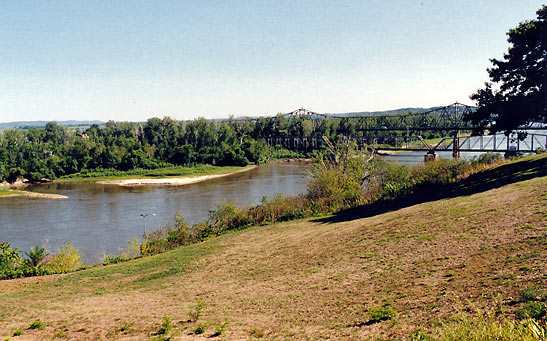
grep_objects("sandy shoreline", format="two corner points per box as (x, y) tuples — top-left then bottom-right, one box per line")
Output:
(0, 192), (68, 200)
(97, 165), (258, 187)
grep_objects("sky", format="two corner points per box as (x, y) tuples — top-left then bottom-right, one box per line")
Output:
(0, 0), (545, 123)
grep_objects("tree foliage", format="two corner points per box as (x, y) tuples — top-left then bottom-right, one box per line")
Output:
(468, 5), (546, 135)
(0, 108), (455, 183)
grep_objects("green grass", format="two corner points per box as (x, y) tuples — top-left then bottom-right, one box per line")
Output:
(58, 164), (249, 181)
(0, 189), (28, 196)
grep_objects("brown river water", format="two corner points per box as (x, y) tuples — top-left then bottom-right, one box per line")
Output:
(0, 162), (310, 263)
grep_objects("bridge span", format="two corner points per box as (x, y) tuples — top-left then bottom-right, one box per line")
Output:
(266, 133), (547, 159)
(263, 103), (547, 160)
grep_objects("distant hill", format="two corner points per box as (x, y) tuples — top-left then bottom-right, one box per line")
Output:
(0, 120), (104, 130)
(0, 105), (452, 128)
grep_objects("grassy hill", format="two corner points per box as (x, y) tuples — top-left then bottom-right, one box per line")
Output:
(1, 155), (546, 339)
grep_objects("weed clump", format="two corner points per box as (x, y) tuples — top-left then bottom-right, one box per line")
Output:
(249, 327), (264, 338)
(188, 301), (205, 322)
(156, 316), (171, 335)
(28, 320), (44, 330)
(517, 302), (547, 320)
(212, 321), (229, 337)
(193, 323), (206, 335)
(367, 304), (398, 323)
(519, 285), (545, 302)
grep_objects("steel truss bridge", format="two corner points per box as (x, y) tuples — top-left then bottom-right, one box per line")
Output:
(283, 103), (477, 131)
(266, 134), (547, 154)
(265, 103), (547, 157)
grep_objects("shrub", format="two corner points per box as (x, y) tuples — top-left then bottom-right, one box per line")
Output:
(0, 242), (22, 279)
(118, 238), (141, 259)
(368, 304), (397, 323)
(409, 158), (470, 188)
(470, 152), (503, 167)
(207, 201), (245, 234)
(6, 167), (25, 184)
(367, 159), (410, 199)
(248, 194), (309, 225)
(44, 243), (83, 273)
(307, 139), (372, 211)
(29, 320), (44, 330)
(167, 212), (192, 245)
(101, 254), (128, 265)
(26, 172), (44, 183)
(25, 246), (46, 267)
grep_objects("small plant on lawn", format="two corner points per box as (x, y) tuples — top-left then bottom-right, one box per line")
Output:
(119, 321), (135, 333)
(367, 304), (397, 323)
(53, 330), (67, 339)
(188, 301), (205, 322)
(517, 301), (547, 320)
(28, 320), (44, 330)
(12, 329), (22, 336)
(249, 327), (264, 338)
(156, 316), (171, 335)
(408, 328), (429, 340)
(519, 285), (544, 302)
(193, 323), (206, 335)
(212, 321), (229, 337)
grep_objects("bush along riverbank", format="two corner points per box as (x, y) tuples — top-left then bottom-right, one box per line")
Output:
(0, 141), (514, 279)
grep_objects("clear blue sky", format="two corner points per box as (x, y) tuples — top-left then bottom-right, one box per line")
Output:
(0, 1), (545, 122)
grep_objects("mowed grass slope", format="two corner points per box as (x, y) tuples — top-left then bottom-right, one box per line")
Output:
(1, 155), (546, 339)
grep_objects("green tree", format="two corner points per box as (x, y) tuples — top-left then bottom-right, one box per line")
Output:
(467, 5), (546, 134)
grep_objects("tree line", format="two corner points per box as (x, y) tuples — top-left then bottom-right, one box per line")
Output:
(0, 113), (453, 183)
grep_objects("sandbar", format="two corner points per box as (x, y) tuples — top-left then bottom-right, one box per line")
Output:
(97, 165), (258, 187)
(0, 192), (68, 199)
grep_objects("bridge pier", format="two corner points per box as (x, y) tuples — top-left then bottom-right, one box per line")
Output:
(424, 151), (438, 162)
(452, 130), (460, 159)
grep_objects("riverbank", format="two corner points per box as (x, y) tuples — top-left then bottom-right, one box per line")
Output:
(0, 189), (68, 199)
(58, 164), (251, 182)
(1, 154), (545, 339)
(96, 165), (257, 186)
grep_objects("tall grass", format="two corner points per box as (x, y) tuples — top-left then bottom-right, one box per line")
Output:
(438, 312), (547, 340)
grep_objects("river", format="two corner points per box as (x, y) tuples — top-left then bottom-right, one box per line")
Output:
(0, 151), (490, 263)
(0, 162), (310, 263)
